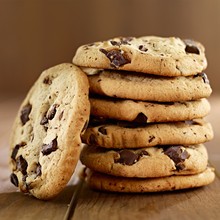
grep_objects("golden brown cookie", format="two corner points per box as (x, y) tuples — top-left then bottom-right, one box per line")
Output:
(73, 36), (207, 76)
(80, 144), (208, 178)
(82, 119), (213, 148)
(85, 167), (215, 193)
(9, 63), (90, 199)
(90, 97), (210, 123)
(86, 70), (212, 102)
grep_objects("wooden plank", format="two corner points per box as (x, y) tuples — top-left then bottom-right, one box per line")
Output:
(0, 185), (76, 220)
(72, 175), (220, 220)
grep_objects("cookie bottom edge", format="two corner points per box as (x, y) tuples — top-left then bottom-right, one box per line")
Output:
(84, 167), (215, 193)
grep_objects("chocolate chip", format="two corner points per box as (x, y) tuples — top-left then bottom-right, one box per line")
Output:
(99, 49), (131, 68)
(110, 37), (133, 46)
(43, 77), (52, 85)
(16, 155), (28, 175)
(184, 39), (200, 55)
(133, 113), (148, 123)
(20, 103), (32, 125)
(36, 163), (42, 177)
(40, 114), (48, 125)
(110, 40), (120, 46)
(120, 37), (133, 44)
(148, 135), (155, 143)
(42, 138), (58, 156)
(10, 173), (19, 187)
(163, 146), (189, 170)
(195, 72), (209, 84)
(138, 45), (148, 52)
(139, 150), (149, 157)
(98, 126), (107, 135)
(11, 142), (26, 161)
(115, 150), (139, 165)
(47, 104), (58, 120)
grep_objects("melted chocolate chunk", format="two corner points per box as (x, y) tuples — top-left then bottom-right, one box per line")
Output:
(11, 142), (26, 161)
(195, 72), (210, 84)
(98, 126), (107, 135)
(42, 138), (58, 156)
(184, 39), (200, 55)
(43, 77), (52, 85)
(16, 155), (28, 175)
(133, 113), (148, 123)
(20, 103), (32, 125)
(110, 40), (121, 46)
(99, 49), (131, 68)
(36, 163), (42, 177)
(47, 104), (58, 120)
(148, 135), (155, 143)
(10, 173), (19, 187)
(138, 45), (148, 52)
(120, 37), (133, 44)
(163, 146), (189, 170)
(110, 37), (133, 46)
(40, 114), (48, 125)
(115, 150), (139, 165)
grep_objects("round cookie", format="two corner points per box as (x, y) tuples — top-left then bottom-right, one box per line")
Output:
(84, 167), (215, 193)
(73, 36), (207, 76)
(87, 70), (212, 102)
(88, 70), (212, 101)
(80, 144), (208, 178)
(9, 63), (90, 200)
(90, 97), (210, 123)
(82, 119), (213, 148)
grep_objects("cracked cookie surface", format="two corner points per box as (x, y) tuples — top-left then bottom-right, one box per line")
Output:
(9, 63), (90, 199)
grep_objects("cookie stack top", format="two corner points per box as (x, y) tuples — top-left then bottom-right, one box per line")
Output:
(73, 36), (207, 76)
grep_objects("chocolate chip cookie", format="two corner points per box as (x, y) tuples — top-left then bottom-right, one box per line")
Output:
(80, 144), (208, 178)
(73, 36), (207, 76)
(9, 63), (90, 199)
(90, 97), (210, 123)
(86, 70), (212, 102)
(82, 119), (213, 148)
(84, 167), (215, 193)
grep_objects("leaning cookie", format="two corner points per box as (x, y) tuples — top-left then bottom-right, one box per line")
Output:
(90, 97), (210, 123)
(73, 36), (207, 76)
(80, 144), (208, 178)
(9, 63), (90, 200)
(87, 70), (211, 102)
(82, 119), (213, 148)
(84, 167), (215, 193)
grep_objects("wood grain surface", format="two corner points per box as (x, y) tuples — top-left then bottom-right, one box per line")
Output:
(0, 96), (220, 220)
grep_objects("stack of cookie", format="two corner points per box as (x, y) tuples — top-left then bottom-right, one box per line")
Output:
(73, 36), (215, 192)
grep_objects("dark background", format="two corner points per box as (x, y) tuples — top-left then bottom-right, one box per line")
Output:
(0, 0), (219, 97)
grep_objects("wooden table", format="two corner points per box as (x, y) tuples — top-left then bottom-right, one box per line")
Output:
(1, 96), (220, 220)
